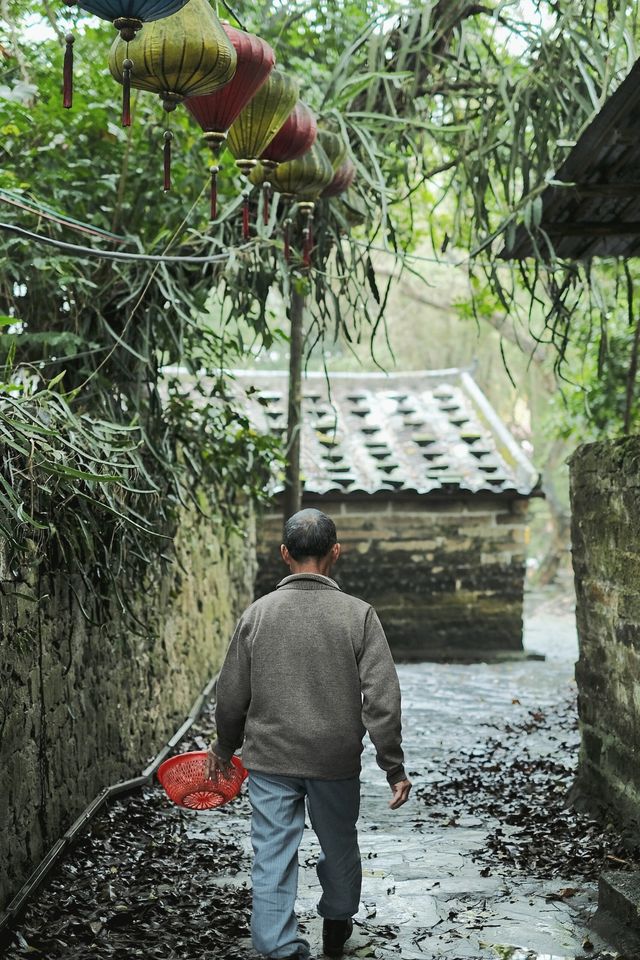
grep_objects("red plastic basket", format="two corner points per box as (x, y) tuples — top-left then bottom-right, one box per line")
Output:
(157, 752), (247, 810)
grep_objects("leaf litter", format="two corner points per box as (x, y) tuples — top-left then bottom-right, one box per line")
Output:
(3, 783), (253, 959)
(416, 695), (640, 883)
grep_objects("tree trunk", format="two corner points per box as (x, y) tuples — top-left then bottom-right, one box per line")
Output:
(282, 284), (305, 528)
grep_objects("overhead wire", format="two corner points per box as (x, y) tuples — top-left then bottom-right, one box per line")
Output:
(0, 221), (266, 264)
(70, 181), (267, 390)
(0, 189), (129, 243)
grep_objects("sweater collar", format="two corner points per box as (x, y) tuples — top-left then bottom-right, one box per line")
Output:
(276, 573), (341, 591)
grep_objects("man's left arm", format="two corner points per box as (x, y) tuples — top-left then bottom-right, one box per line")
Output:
(207, 615), (252, 770)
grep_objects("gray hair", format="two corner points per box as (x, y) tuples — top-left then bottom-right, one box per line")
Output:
(283, 508), (337, 561)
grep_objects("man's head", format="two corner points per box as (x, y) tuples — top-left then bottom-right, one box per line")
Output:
(280, 508), (341, 575)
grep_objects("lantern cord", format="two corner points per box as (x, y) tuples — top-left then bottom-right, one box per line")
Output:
(163, 131), (173, 192)
(210, 166), (219, 221)
(219, 0), (247, 30)
(242, 195), (250, 240)
(63, 33), (74, 109)
(0, 222), (263, 264)
(122, 53), (133, 128)
(302, 211), (313, 267)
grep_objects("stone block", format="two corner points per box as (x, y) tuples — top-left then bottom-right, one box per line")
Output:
(598, 870), (640, 928)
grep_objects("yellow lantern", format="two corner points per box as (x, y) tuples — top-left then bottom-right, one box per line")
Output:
(109, 0), (236, 187)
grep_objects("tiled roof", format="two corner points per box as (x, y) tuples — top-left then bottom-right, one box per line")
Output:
(232, 368), (540, 497)
(501, 59), (640, 260)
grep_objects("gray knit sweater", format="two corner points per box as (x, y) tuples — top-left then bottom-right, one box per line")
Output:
(212, 572), (406, 784)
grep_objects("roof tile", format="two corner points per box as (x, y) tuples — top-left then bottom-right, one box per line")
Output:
(230, 369), (539, 496)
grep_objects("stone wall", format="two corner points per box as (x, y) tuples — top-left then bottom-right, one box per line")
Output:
(255, 494), (530, 659)
(0, 508), (255, 911)
(570, 437), (640, 831)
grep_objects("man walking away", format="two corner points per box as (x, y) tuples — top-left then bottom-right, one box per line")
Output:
(207, 508), (411, 960)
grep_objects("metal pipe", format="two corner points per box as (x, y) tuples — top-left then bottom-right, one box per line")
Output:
(283, 283), (305, 526)
(0, 672), (219, 934)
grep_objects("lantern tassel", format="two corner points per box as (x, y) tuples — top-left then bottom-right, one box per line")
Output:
(63, 34), (74, 109)
(284, 218), (291, 263)
(263, 182), (271, 226)
(242, 195), (250, 240)
(303, 210), (314, 267)
(210, 165), (219, 221)
(122, 56), (133, 128)
(163, 131), (173, 192)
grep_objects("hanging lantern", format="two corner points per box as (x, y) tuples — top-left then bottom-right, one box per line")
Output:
(260, 101), (317, 166)
(185, 25), (275, 220)
(267, 142), (333, 200)
(227, 69), (299, 238)
(316, 128), (348, 173)
(75, 0), (190, 38)
(63, 0), (191, 108)
(258, 101), (317, 224)
(228, 70), (299, 175)
(109, 0), (236, 113)
(257, 142), (333, 265)
(110, 0), (236, 189)
(321, 158), (356, 198)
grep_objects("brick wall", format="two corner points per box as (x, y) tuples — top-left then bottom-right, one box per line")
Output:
(255, 494), (529, 659)
(570, 438), (640, 830)
(0, 508), (255, 910)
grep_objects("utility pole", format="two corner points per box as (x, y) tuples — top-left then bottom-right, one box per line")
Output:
(283, 281), (305, 527)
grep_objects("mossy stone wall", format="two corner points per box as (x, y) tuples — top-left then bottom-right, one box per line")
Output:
(0, 509), (254, 911)
(570, 437), (640, 831)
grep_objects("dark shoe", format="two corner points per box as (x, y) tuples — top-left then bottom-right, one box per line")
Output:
(322, 918), (353, 957)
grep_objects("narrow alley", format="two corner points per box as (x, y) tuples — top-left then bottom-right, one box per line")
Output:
(4, 590), (638, 960)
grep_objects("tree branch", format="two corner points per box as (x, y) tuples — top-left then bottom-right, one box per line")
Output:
(374, 264), (550, 364)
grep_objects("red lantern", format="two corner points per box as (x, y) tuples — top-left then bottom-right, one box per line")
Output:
(321, 159), (356, 198)
(259, 101), (317, 223)
(261, 100), (317, 164)
(185, 24), (275, 219)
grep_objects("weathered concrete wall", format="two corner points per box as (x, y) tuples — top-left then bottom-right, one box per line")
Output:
(256, 495), (529, 659)
(0, 508), (255, 911)
(570, 438), (640, 831)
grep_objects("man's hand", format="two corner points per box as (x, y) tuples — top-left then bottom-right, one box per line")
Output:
(204, 746), (232, 781)
(389, 778), (412, 809)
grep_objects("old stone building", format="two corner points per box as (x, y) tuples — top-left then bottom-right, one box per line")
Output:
(235, 368), (540, 660)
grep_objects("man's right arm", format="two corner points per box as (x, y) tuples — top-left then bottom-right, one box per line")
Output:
(210, 615), (252, 762)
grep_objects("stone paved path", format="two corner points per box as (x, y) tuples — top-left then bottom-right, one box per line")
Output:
(187, 591), (621, 960)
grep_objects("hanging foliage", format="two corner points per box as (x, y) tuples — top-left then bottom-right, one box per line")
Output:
(3, 0), (640, 629)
